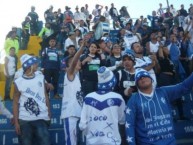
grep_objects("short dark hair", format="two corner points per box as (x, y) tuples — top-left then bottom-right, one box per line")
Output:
(9, 47), (15, 51)
(131, 42), (139, 50)
(67, 45), (75, 49)
(98, 39), (105, 44)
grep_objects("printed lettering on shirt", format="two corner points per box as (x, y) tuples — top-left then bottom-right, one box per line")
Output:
(145, 113), (173, 142)
(48, 52), (58, 61)
(25, 88), (45, 103)
(184, 126), (193, 133)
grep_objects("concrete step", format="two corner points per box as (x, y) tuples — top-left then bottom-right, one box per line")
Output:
(0, 81), (14, 99)
(27, 36), (42, 51)
(0, 72), (5, 81)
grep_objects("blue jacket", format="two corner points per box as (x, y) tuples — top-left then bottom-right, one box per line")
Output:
(41, 47), (60, 70)
(126, 73), (193, 145)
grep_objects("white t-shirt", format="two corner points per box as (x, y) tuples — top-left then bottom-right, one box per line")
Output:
(149, 41), (159, 53)
(123, 34), (139, 50)
(64, 38), (75, 51)
(14, 68), (43, 80)
(103, 10), (110, 20)
(61, 73), (83, 119)
(14, 74), (49, 121)
(79, 91), (125, 145)
(183, 15), (193, 31)
(4, 55), (16, 76)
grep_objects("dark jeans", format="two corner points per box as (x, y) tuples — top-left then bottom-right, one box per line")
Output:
(30, 21), (39, 35)
(18, 119), (50, 145)
(119, 124), (127, 145)
(4, 75), (14, 99)
(112, 17), (118, 30)
(21, 33), (30, 50)
(44, 69), (59, 95)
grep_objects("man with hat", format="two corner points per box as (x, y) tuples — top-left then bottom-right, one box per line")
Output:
(125, 69), (193, 145)
(115, 52), (136, 103)
(13, 54), (50, 145)
(79, 66), (125, 145)
(114, 52), (136, 145)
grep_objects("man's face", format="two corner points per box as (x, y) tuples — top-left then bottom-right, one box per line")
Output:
(79, 20), (84, 26)
(122, 57), (134, 70)
(137, 77), (152, 90)
(68, 47), (76, 56)
(150, 33), (157, 40)
(49, 39), (56, 47)
(170, 34), (177, 42)
(81, 7), (85, 12)
(11, 32), (16, 38)
(9, 48), (15, 56)
(32, 63), (39, 72)
(133, 43), (143, 54)
(46, 23), (50, 28)
(70, 34), (76, 40)
(99, 41), (106, 49)
(112, 44), (121, 54)
(152, 11), (156, 16)
(31, 7), (35, 12)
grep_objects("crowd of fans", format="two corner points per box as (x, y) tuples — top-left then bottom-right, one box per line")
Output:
(1, 2), (193, 145)
(3, 2), (193, 98)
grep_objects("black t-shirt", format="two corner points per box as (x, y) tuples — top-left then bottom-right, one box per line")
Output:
(159, 57), (175, 74)
(114, 69), (137, 103)
(80, 54), (103, 81)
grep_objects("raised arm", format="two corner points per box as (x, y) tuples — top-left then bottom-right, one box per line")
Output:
(67, 39), (86, 79)
(163, 72), (193, 102)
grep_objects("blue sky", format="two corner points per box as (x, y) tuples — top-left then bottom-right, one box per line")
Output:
(0, 0), (192, 59)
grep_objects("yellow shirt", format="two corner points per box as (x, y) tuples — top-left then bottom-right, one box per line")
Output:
(4, 38), (19, 55)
